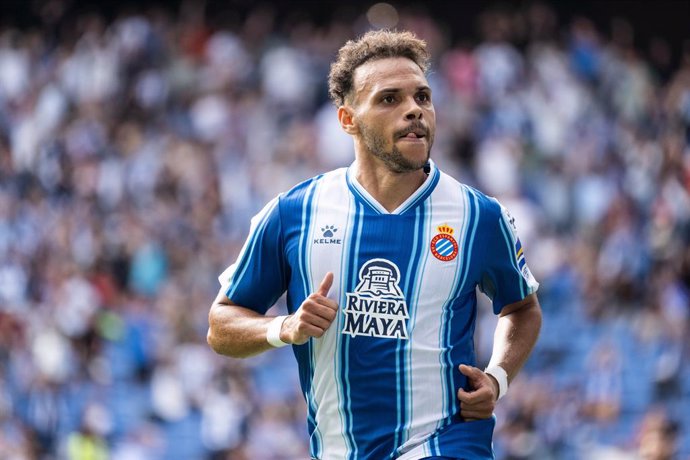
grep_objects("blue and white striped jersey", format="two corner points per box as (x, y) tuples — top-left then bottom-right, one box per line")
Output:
(218, 160), (539, 460)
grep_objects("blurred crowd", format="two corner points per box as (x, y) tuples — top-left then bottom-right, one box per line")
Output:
(0, 1), (688, 459)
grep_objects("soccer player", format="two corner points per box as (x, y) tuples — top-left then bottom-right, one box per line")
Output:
(208, 30), (542, 460)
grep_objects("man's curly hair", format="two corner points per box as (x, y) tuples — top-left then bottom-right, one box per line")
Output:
(328, 30), (430, 107)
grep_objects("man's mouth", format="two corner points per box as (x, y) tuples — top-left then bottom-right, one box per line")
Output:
(397, 127), (428, 139)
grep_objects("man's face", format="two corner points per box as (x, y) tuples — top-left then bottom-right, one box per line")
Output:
(349, 57), (436, 173)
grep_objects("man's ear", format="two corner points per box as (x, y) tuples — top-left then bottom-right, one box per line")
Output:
(337, 106), (358, 135)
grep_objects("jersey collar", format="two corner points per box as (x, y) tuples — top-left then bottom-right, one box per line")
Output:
(345, 159), (440, 215)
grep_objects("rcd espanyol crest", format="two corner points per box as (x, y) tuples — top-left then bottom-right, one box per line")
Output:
(430, 224), (459, 261)
(343, 258), (409, 340)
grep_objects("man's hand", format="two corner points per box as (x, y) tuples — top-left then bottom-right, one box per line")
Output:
(280, 272), (338, 345)
(457, 364), (499, 421)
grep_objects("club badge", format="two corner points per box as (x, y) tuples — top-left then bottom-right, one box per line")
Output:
(430, 224), (459, 262)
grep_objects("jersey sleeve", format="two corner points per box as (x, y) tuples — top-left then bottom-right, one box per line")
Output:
(478, 200), (539, 315)
(217, 196), (288, 314)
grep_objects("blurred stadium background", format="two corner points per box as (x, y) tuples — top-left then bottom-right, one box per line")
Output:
(0, 0), (689, 459)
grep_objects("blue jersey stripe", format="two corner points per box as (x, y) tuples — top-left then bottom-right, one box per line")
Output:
(456, 187), (481, 315)
(347, 202), (366, 459)
(305, 181), (321, 294)
(394, 282), (406, 457)
(432, 435), (441, 455)
(449, 188), (479, 413)
(298, 180), (317, 300)
(307, 387), (321, 457)
(394, 342), (403, 456)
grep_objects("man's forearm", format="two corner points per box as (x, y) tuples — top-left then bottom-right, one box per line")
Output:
(208, 274), (338, 358)
(207, 296), (276, 358)
(489, 293), (542, 383)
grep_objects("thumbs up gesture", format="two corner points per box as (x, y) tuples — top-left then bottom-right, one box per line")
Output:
(280, 272), (339, 345)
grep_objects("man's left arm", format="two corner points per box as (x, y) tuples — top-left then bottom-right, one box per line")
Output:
(457, 293), (542, 420)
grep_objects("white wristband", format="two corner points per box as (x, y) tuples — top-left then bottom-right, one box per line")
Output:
(266, 315), (289, 348)
(484, 365), (508, 400)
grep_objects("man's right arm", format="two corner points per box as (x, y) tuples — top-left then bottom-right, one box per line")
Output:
(207, 272), (337, 358)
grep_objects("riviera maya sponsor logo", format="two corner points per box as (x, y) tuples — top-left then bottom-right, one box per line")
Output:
(314, 225), (341, 245)
(430, 224), (459, 262)
(343, 258), (409, 340)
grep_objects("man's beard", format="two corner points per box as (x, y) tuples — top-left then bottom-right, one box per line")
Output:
(358, 122), (432, 174)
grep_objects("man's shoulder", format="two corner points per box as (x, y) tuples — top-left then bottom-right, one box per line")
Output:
(436, 171), (501, 214)
(278, 168), (347, 204)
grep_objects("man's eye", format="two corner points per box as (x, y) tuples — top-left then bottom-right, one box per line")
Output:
(417, 93), (430, 102)
(382, 95), (395, 103)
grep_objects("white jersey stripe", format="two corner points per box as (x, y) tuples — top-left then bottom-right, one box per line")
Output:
(310, 171), (351, 460)
(398, 177), (466, 456)
(400, 205), (425, 446)
(403, 203), (433, 445)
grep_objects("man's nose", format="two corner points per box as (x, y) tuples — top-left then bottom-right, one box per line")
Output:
(404, 99), (423, 120)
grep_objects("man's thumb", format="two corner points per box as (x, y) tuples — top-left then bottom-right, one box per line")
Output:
(317, 272), (334, 297)
(458, 364), (482, 383)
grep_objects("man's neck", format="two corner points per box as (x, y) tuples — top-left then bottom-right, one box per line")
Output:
(353, 154), (428, 213)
